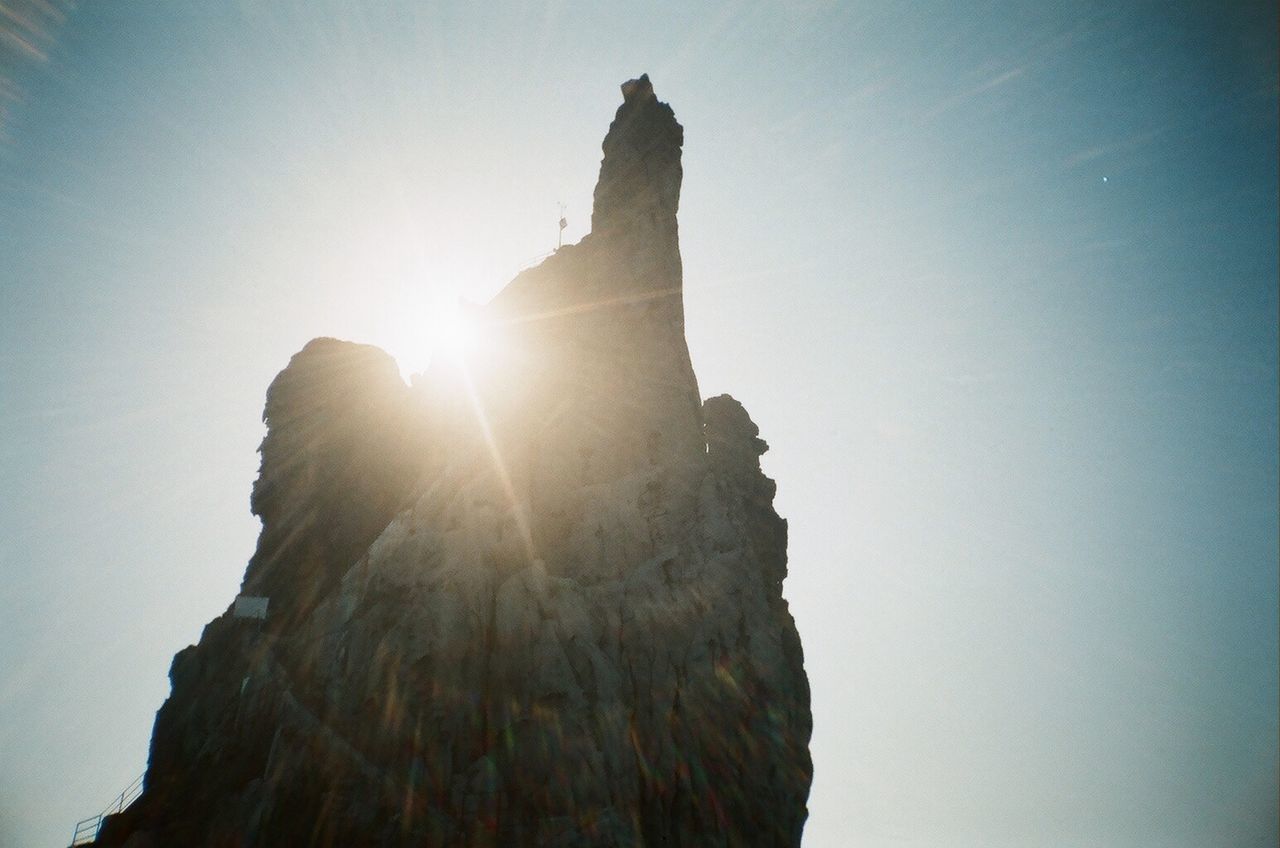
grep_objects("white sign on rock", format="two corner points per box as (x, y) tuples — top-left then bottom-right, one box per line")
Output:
(233, 595), (269, 620)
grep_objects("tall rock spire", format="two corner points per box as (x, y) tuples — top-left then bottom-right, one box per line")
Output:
(591, 74), (684, 239)
(485, 74), (702, 487)
(92, 76), (812, 848)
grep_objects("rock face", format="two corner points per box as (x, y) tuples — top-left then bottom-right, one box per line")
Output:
(97, 75), (812, 848)
(243, 338), (428, 625)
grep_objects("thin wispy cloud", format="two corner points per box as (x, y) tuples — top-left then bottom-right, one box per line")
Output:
(1063, 127), (1163, 169)
(0, 0), (72, 142)
(919, 65), (1025, 122)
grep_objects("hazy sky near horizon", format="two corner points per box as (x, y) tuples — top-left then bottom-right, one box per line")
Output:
(1, 2), (1276, 846)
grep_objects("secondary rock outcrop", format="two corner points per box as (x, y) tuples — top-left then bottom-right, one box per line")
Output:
(96, 74), (812, 848)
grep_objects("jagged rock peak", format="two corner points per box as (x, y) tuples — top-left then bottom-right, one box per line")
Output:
(93, 76), (812, 848)
(705, 394), (770, 473)
(591, 73), (684, 237)
(620, 73), (654, 103)
(241, 338), (425, 624)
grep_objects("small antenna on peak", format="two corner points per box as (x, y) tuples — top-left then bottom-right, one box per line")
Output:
(557, 202), (567, 250)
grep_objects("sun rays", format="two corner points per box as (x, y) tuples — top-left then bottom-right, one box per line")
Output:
(455, 361), (538, 570)
(380, 280), (687, 576)
(491, 286), (682, 329)
(384, 301), (484, 380)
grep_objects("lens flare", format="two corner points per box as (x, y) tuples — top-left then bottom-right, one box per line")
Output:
(433, 309), (478, 359)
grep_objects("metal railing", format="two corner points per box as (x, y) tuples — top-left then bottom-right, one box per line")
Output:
(70, 773), (143, 846)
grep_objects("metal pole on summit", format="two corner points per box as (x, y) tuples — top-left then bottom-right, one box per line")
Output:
(557, 202), (567, 250)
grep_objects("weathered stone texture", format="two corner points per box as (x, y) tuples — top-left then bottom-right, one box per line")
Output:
(97, 75), (811, 848)
(243, 338), (427, 624)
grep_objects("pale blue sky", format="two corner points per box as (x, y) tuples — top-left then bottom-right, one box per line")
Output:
(1, 2), (1276, 846)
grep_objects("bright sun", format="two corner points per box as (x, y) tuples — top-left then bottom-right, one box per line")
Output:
(434, 310), (479, 359)
(385, 304), (483, 380)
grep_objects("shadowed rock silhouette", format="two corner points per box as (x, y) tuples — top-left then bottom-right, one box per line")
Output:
(93, 75), (812, 848)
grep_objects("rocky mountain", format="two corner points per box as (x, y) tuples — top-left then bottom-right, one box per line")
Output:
(94, 74), (812, 848)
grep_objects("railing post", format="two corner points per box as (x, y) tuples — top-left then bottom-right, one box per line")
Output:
(70, 773), (143, 846)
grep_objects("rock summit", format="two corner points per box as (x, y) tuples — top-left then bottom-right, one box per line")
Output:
(95, 75), (812, 848)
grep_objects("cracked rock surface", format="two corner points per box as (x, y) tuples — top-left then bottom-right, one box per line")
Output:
(98, 75), (812, 848)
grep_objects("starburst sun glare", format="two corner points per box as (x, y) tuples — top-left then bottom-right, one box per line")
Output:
(382, 301), (486, 381)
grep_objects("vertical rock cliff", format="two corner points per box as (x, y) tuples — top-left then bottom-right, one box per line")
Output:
(96, 75), (812, 848)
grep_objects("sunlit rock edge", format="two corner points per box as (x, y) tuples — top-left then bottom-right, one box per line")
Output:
(94, 75), (812, 848)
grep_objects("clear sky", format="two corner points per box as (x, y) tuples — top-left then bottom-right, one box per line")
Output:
(1, 2), (1276, 846)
